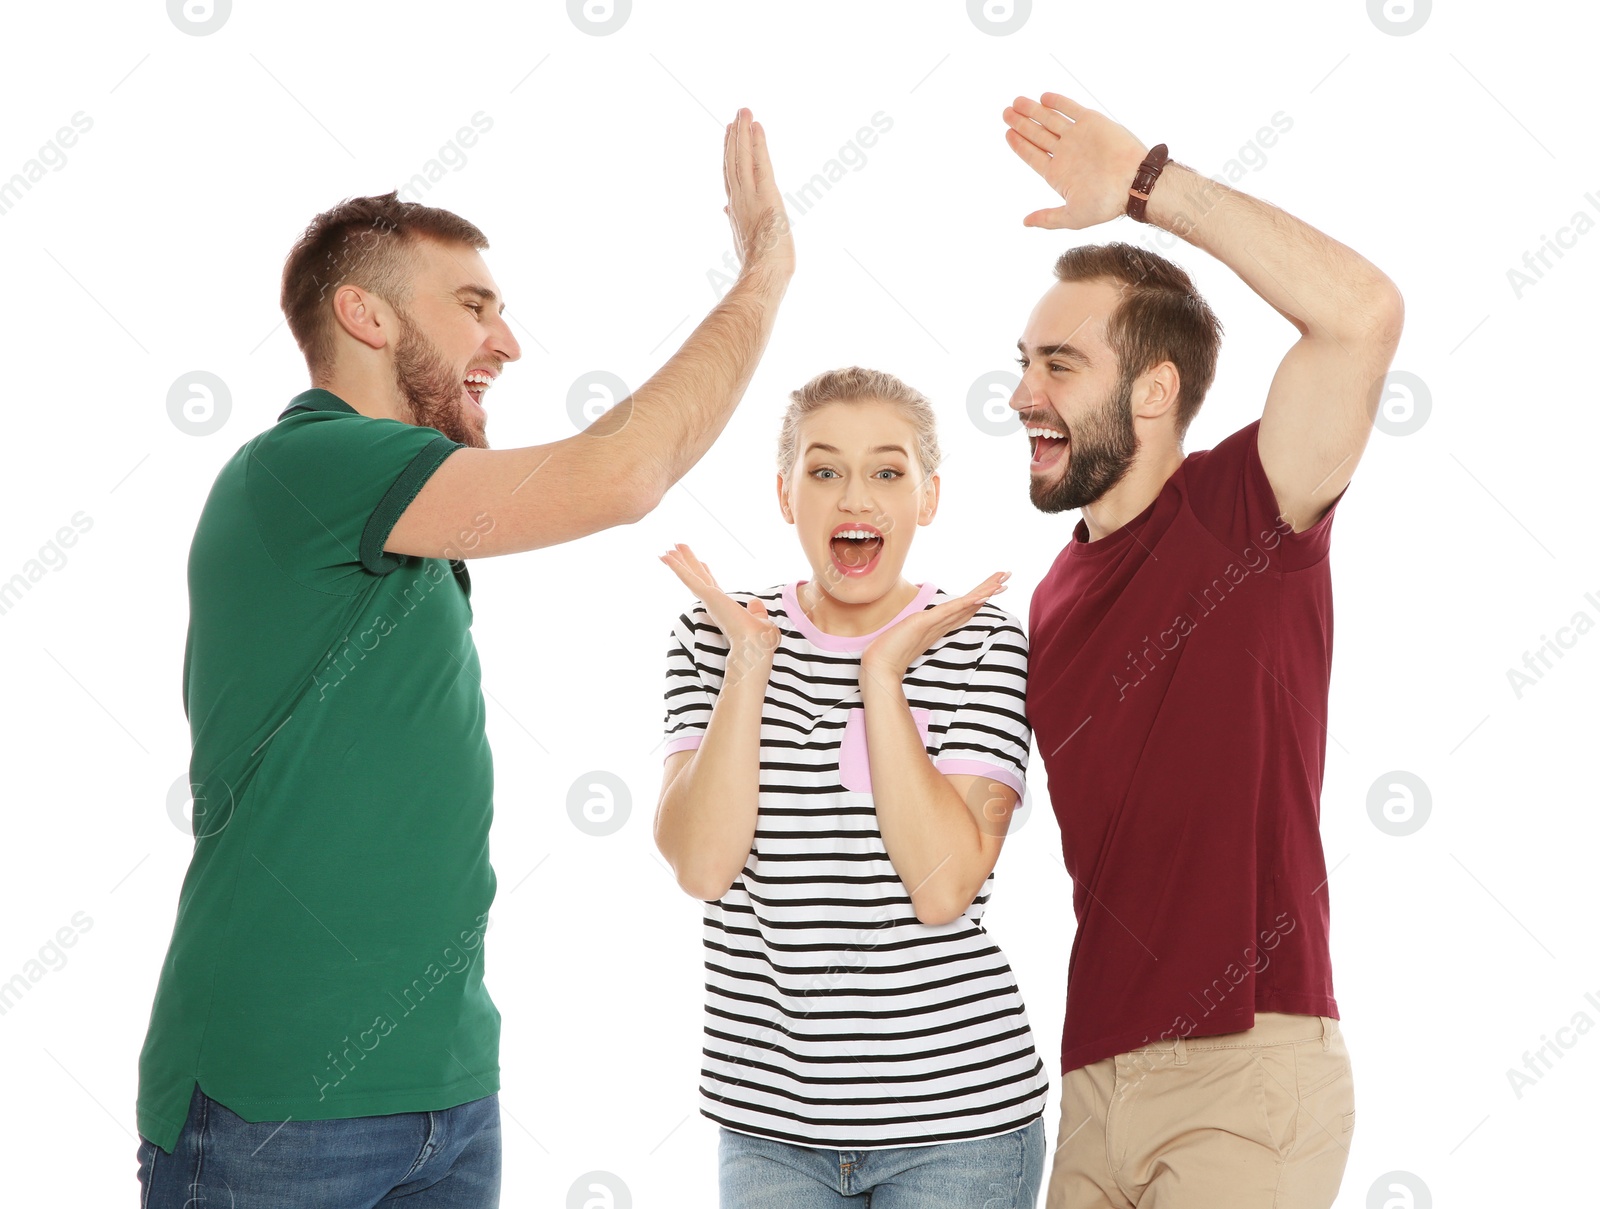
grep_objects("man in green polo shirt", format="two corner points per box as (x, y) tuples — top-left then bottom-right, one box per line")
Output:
(136, 109), (792, 1206)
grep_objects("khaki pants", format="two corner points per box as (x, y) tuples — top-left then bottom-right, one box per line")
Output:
(1046, 1013), (1354, 1209)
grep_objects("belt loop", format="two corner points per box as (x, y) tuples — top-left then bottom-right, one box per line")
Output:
(1320, 1016), (1332, 1050)
(1173, 1035), (1188, 1066)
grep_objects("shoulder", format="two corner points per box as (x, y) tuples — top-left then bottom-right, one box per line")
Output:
(1180, 418), (1261, 487)
(927, 585), (1023, 630)
(255, 410), (447, 460)
(925, 588), (1028, 656)
(672, 584), (785, 646)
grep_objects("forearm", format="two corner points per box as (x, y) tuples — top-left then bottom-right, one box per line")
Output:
(602, 266), (790, 509)
(1144, 162), (1401, 341)
(655, 651), (771, 900)
(859, 669), (988, 926)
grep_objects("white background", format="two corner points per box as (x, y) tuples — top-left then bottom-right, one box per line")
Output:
(1, 0), (1594, 1205)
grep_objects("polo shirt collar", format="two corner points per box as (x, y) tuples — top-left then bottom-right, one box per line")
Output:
(279, 388), (359, 420)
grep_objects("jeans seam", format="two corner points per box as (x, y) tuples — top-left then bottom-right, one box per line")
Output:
(193, 1086), (210, 1208)
(138, 1140), (152, 1209)
(402, 1111), (438, 1181)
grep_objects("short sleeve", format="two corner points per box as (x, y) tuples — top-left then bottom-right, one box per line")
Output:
(1184, 419), (1344, 573)
(246, 413), (463, 593)
(932, 610), (1031, 799)
(662, 607), (717, 757)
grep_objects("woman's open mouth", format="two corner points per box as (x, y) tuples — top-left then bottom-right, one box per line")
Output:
(829, 525), (884, 577)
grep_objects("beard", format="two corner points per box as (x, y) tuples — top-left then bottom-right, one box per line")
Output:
(1029, 367), (1138, 514)
(392, 306), (487, 449)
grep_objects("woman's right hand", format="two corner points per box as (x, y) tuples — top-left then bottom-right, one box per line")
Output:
(660, 543), (781, 684)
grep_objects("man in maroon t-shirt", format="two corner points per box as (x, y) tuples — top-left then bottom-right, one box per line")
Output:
(998, 94), (1404, 1208)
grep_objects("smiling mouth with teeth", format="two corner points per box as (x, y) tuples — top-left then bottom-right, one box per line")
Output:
(462, 370), (494, 409)
(829, 526), (884, 574)
(1025, 422), (1070, 470)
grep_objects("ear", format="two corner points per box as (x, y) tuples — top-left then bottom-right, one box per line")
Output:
(1132, 360), (1181, 423)
(918, 472), (940, 525)
(776, 471), (794, 524)
(330, 284), (390, 353)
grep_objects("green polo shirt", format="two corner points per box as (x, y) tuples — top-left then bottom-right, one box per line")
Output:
(137, 388), (499, 1153)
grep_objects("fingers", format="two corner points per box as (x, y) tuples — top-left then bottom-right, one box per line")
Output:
(749, 119), (774, 194)
(1039, 92), (1088, 121)
(732, 108), (753, 199)
(1022, 206), (1073, 229)
(1003, 128), (1053, 180)
(1012, 94), (1070, 138)
(964, 571), (1011, 602)
(1002, 102), (1057, 154)
(659, 543), (718, 593)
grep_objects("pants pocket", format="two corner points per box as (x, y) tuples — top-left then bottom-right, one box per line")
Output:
(1252, 1044), (1302, 1161)
(1296, 1030), (1355, 1115)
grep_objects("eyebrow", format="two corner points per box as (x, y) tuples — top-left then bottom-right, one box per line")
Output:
(804, 443), (910, 457)
(1017, 339), (1093, 366)
(456, 284), (507, 315)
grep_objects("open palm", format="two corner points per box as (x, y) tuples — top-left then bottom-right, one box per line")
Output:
(862, 573), (1009, 680)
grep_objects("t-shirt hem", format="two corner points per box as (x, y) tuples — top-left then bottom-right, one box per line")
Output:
(1061, 994), (1340, 1074)
(135, 1099), (189, 1155)
(138, 1069), (500, 1154)
(705, 1104), (1046, 1152)
(218, 1068), (500, 1118)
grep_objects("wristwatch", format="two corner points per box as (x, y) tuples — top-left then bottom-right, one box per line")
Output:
(1126, 144), (1169, 223)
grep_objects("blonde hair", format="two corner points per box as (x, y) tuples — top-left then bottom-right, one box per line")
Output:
(777, 366), (941, 486)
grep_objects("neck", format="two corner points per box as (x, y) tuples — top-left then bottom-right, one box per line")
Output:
(799, 576), (919, 637)
(320, 363), (408, 424)
(1079, 440), (1185, 541)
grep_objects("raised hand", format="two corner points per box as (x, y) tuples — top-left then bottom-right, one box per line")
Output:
(861, 573), (1010, 682)
(1001, 93), (1150, 230)
(660, 543), (782, 685)
(723, 108), (795, 280)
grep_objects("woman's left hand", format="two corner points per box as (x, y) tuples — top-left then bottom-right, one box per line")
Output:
(861, 573), (1010, 682)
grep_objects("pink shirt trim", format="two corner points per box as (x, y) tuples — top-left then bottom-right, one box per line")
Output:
(781, 580), (938, 652)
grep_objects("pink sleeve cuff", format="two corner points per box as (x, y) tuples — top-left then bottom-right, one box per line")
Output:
(933, 759), (1026, 800)
(663, 735), (704, 758)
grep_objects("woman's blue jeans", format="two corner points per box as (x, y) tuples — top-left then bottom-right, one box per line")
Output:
(718, 1117), (1045, 1207)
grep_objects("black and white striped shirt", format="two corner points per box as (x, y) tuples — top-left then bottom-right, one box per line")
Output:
(661, 580), (1048, 1149)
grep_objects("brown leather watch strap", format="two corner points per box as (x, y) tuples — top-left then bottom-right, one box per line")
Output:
(1126, 144), (1169, 223)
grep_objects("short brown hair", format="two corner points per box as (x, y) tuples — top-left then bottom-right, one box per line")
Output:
(778, 367), (941, 484)
(280, 191), (488, 382)
(1053, 242), (1223, 438)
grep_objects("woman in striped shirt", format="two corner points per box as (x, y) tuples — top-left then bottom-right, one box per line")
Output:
(655, 366), (1048, 1207)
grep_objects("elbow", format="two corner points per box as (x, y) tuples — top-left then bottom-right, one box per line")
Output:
(1368, 281), (1405, 342)
(1351, 278), (1404, 345)
(676, 867), (737, 903)
(663, 849), (741, 903)
(617, 478), (663, 526)
(617, 476), (656, 524)
(912, 889), (972, 928)
(611, 476), (662, 524)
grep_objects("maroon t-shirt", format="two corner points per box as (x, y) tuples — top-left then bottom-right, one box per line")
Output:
(1027, 419), (1343, 1074)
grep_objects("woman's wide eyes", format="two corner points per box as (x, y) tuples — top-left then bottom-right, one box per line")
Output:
(810, 468), (902, 480)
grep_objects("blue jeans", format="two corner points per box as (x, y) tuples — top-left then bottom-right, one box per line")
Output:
(718, 1118), (1045, 1208)
(136, 1082), (500, 1208)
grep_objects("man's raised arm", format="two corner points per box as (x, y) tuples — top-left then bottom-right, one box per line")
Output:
(1003, 93), (1404, 531)
(387, 108), (794, 559)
